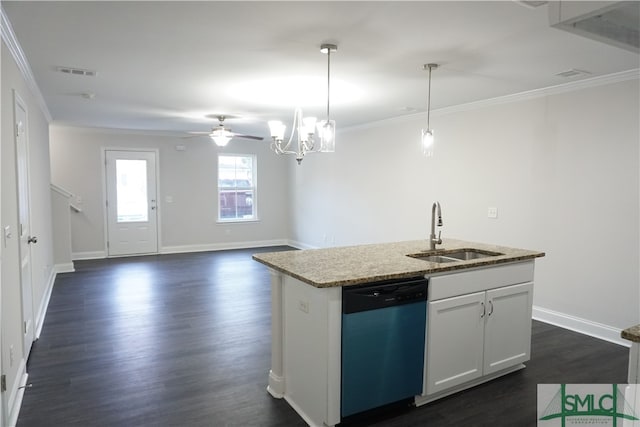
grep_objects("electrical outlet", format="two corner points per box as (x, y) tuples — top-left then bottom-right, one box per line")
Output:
(298, 300), (309, 314)
(488, 207), (498, 219)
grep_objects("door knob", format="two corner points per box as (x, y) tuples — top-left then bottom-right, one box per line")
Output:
(27, 236), (38, 244)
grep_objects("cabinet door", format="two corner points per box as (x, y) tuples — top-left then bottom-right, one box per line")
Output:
(426, 292), (485, 395)
(483, 282), (533, 375)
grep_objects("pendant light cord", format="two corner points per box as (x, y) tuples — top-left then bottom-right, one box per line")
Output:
(326, 48), (331, 120)
(427, 65), (432, 130)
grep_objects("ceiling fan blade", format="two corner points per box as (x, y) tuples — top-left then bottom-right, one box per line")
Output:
(182, 133), (211, 139)
(234, 134), (264, 141)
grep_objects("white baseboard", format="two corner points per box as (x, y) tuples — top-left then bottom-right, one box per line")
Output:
(73, 241), (297, 260)
(54, 262), (75, 273)
(160, 239), (290, 254)
(286, 240), (316, 250)
(72, 250), (106, 260)
(34, 267), (57, 339)
(6, 360), (28, 427)
(533, 305), (629, 347)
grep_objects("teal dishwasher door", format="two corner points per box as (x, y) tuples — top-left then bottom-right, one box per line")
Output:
(341, 297), (426, 418)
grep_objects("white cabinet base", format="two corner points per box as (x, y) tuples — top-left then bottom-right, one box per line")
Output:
(415, 364), (526, 407)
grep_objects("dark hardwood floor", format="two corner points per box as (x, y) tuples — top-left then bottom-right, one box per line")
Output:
(18, 248), (629, 426)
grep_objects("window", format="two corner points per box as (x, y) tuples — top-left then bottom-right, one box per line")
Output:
(115, 159), (148, 223)
(217, 155), (257, 221)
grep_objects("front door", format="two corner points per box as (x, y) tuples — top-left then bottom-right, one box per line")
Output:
(105, 150), (158, 256)
(15, 92), (35, 357)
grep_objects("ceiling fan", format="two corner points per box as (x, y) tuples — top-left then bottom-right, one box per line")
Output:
(188, 115), (264, 147)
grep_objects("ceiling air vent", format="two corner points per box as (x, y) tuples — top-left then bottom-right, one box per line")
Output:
(57, 66), (97, 77)
(555, 68), (592, 78)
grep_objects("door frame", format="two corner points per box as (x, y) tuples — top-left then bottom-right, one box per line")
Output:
(13, 91), (35, 358)
(101, 147), (161, 257)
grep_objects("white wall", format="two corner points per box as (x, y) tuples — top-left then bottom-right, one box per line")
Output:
(290, 77), (640, 338)
(49, 126), (291, 257)
(2, 39), (55, 423)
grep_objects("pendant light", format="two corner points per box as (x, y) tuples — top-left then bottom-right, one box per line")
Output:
(268, 43), (338, 164)
(421, 63), (438, 157)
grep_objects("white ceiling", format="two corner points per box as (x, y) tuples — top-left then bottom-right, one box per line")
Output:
(2, 1), (639, 139)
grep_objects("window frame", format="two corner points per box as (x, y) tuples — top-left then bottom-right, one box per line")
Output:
(216, 153), (258, 223)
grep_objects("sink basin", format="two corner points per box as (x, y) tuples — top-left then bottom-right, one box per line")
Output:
(408, 248), (503, 263)
(443, 249), (503, 261)
(416, 255), (460, 263)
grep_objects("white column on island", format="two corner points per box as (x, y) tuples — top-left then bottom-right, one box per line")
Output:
(629, 343), (639, 384)
(267, 268), (285, 398)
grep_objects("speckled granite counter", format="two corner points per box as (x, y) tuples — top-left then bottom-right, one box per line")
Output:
(252, 238), (545, 288)
(622, 325), (640, 343)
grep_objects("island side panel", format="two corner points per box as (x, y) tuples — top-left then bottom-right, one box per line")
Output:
(629, 343), (639, 383)
(267, 269), (285, 398)
(282, 275), (342, 427)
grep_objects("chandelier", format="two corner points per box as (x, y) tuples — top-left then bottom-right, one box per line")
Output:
(268, 43), (337, 164)
(421, 63), (438, 157)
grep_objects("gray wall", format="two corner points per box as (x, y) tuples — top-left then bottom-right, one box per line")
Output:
(49, 127), (291, 257)
(289, 76), (640, 340)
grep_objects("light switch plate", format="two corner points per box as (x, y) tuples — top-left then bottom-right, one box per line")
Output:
(488, 207), (498, 219)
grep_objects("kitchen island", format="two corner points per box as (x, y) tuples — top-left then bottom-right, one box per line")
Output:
(253, 238), (544, 427)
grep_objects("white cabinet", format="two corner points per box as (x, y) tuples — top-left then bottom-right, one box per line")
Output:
(483, 283), (533, 375)
(424, 262), (534, 396)
(426, 291), (486, 394)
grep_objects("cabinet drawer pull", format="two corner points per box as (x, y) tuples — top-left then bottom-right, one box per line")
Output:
(488, 300), (494, 316)
(480, 301), (485, 318)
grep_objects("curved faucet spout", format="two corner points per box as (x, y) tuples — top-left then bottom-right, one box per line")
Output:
(430, 202), (443, 250)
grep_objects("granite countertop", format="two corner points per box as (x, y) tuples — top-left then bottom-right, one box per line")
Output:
(252, 238), (545, 288)
(622, 325), (640, 343)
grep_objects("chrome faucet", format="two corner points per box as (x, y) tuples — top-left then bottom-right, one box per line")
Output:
(429, 201), (443, 250)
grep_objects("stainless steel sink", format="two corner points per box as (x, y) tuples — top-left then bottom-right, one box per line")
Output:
(408, 248), (503, 263)
(416, 255), (460, 263)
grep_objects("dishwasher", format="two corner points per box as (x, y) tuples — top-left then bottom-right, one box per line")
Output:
(341, 277), (428, 418)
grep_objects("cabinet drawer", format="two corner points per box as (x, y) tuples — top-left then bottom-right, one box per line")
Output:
(428, 261), (534, 301)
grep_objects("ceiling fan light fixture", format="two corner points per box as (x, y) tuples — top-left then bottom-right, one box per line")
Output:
(211, 128), (232, 147)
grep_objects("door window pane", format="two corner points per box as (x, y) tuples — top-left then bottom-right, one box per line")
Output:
(116, 159), (148, 222)
(218, 155), (257, 221)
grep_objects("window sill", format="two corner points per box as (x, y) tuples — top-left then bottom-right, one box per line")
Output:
(216, 218), (260, 224)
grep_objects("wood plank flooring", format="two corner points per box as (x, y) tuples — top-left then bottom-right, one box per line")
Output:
(18, 248), (629, 426)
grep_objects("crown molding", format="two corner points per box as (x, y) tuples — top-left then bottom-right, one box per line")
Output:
(1, 7), (53, 122)
(435, 68), (640, 117)
(344, 68), (640, 133)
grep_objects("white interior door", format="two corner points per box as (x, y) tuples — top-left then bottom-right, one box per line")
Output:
(105, 150), (158, 256)
(15, 93), (35, 357)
